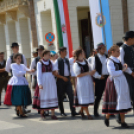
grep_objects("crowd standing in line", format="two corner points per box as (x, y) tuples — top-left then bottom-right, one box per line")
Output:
(1, 31), (134, 128)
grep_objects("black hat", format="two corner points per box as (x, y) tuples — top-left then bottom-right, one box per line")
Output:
(123, 31), (134, 39)
(116, 42), (123, 47)
(11, 42), (19, 48)
(36, 45), (45, 51)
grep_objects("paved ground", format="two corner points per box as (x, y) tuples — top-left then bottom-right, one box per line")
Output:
(1, 90), (134, 134)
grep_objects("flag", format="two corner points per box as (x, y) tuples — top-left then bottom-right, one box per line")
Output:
(89, 0), (113, 50)
(53, 0), (73, 57)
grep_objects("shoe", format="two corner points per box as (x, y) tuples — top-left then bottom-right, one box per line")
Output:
(45, 111), (49, 116)
(61, 113), (67, 116)
(94, 112), (100, 117)
(116, 119), (121, 124)
(121, 122), (129, 128)
(71, 112), (80, 117)
(79, 112), (86, 119)
(15, 109), (20, 116)
(87, 115), (94, 120)
(51, 115), (58, 120)
(20, 115), (27, 118)
(38, 110), (40, 114)
(41, 114), (45, 120)
(23, 109), (31, 114)
(104, 118), (109, 127)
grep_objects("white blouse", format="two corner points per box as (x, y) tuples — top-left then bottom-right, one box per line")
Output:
(37, 60), (57, 86)
(6, 54), (27, 73)
(10, 63), (30, 85)
(107, 56), (123, 77)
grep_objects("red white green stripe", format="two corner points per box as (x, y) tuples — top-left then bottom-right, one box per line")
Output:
(53, 0), (73, 57)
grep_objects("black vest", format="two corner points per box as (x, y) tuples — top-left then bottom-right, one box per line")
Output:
(122, 44), (134, 70)
(109, 58), (122, 71)
(0, 60), (8, 77)
(57, 57), (70, 76)
(76, 60), (89, 73)
(34, 57), (40, 70)
(95, 54), (108, 75)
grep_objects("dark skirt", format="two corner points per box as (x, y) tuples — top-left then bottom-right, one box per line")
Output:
(11, 85), (32, 106)
(32, 84), (40, 109)
(102, 77), (131, 114)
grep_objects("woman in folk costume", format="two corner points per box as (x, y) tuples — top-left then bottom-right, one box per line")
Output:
(73, 49), (96, 120)
(33, 50), (58, 120)
(4, 53), (34, 117)
(102, 45), (131, 128)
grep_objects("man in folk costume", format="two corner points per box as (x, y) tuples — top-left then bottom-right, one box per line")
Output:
(91, 43), (109, 117)
(5, 42), (30, 114)
(118, 31), (134, 123)
(0, 52), (10, 105)
(55, 47), (79, 117)
(30, 45), (45, 91)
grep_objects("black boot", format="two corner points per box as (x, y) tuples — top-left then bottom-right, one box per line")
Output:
(104, 118), (109, 127)
(121, 122), (129, 128)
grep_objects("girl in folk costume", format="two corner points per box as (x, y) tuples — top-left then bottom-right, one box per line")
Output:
(33, 50), (58, 120)
(102, 45), (131, 128)
(4, 53), (34, 117)
(73, 49), (96, 120)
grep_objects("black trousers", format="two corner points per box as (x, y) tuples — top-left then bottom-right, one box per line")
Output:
(57, 77), (75, 114)
(94, 76), (108, 114)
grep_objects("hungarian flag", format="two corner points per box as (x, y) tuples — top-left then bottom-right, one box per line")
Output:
(53, 0), (73, 57)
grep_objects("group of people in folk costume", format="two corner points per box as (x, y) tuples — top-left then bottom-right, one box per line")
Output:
(0, 31), (134, 128)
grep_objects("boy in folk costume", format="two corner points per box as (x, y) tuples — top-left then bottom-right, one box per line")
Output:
(90, 43), (109, 117)
(30, 45), (45, 91)
(102, 45), (131, 128)
(55, 47), (79, 117)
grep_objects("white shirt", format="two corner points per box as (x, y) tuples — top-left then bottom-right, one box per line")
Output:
(69, 57), (76, 77)
(90, 53), (108, 79)
(54, 58), (70, 76)
(30, 58), (37, 76)
(119, 44), (132, 75)
(0, 60), (4, 66)
(6, 54), (27, 73)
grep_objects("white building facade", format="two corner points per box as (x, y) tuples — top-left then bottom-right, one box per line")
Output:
(0, 0), (133, 62)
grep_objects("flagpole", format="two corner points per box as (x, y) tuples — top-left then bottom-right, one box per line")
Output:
(99, 0), (106, 46)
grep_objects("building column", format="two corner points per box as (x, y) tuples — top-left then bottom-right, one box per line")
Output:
(28, 0), (38, 48)
(0, 24), (7, 58)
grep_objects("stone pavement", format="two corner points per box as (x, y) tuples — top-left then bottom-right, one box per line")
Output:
(0, 90), (134, 134)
